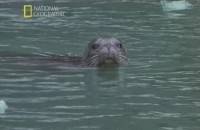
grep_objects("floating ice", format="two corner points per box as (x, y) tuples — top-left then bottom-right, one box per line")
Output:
(0, 100), (8, 114)
(160, 0), (192, 12)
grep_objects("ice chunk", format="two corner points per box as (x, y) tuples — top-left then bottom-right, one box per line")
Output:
(161, 0), (192, 12)
(0, 100), (8, 114)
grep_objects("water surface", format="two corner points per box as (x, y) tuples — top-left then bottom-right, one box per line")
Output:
(0, 0), (200, 130)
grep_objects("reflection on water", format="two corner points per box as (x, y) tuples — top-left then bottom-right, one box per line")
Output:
(0, 0), (200, 130)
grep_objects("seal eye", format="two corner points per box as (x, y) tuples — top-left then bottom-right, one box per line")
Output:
(116, 43), (122, 48)
(91, 44), (99, 50)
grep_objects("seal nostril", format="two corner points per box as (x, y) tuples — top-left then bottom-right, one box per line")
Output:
(91, 44), (99, 50)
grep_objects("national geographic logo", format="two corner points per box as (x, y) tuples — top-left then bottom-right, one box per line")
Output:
(23, 5), (65, 19)
(23, 5), (32, 18)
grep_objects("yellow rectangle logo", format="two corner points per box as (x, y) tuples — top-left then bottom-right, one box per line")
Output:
(24, 5), (32, 18)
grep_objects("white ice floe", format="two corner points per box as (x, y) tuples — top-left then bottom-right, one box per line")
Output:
(0, 100), (8, 114)
(160, 0), (192, 12)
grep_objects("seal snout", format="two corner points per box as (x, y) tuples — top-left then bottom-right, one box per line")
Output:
(99, 45), (118, 63)
(101, 45), (117, 56)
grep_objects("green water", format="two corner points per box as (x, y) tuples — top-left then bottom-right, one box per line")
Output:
(0, 0), (200, 130)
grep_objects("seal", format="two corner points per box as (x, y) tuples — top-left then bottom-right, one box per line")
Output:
(0, 37), (128, 67)
(83, 37), (128, 67)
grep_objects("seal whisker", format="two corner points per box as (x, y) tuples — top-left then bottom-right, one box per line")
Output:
(89, 55), (98, 60)
(87, 55), (98, 66)
(89, 58), (98, 66)
(120, 54), (128, 60)
(119, 54), (128, 64)
(119, 54), (127, 59)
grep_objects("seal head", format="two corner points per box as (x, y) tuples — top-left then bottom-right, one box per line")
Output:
(83, 37), (128, 67)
